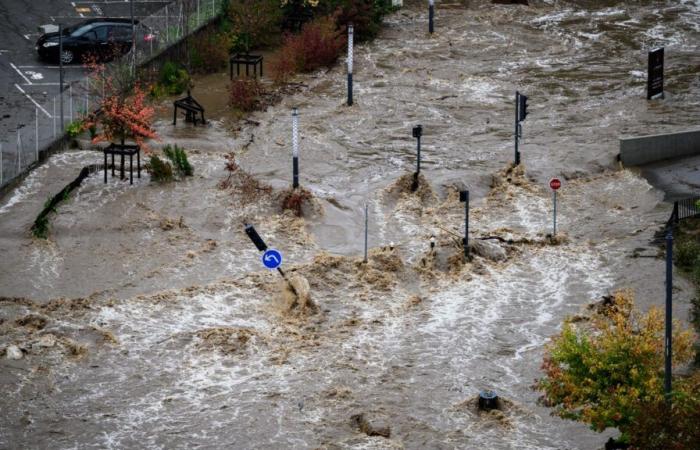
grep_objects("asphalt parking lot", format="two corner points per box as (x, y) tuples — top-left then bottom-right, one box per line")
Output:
(0, 0), (171, 146)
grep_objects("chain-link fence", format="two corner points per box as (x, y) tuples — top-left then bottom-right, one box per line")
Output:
(0, 0), (224, 190)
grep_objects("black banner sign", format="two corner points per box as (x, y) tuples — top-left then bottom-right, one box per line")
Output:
(647, 47), (664, 100)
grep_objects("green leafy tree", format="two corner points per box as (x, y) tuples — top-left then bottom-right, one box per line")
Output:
(536, 290), (696, 443)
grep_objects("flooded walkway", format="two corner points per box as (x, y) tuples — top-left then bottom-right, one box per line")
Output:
(1, 1), (699, 448)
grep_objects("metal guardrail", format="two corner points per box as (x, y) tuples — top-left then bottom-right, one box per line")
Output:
(0, 0), (224, 192)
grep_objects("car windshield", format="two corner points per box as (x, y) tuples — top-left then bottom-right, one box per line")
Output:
(70, 24), (94, 37)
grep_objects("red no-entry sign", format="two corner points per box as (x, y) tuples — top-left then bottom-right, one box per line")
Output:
(550, 178), (561, 191)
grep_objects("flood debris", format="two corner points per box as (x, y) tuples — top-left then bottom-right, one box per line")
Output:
(195, 327), (257, 355)
(471, 239), (507, 262)
(350, 412), (392, 438)
(5, 345), (23, 360)
(386, 172), (437, 206)
(279, 274), (316, 313)
(279, 187), (317, 217)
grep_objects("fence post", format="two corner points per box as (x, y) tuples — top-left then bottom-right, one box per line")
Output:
(85, 78), (89, 113)
(0, 143), (3, 186)
(69, 84), (73, 122)
(35, 108), (39, 161)
(197, 0), (201, 26)
(665, 230), (673, 403)
(166, 4), (169, 43)
(16, 128), (22, 172)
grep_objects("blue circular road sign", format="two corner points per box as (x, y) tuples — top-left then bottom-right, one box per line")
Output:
(262, 249), (283, 270)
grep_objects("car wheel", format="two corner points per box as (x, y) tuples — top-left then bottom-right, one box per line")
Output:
(60, 49), (74, 64)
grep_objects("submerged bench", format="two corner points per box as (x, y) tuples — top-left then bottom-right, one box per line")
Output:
(103, 143), (140, 185)
(173, 91), (205, 126)
(229, 53), (263, 80)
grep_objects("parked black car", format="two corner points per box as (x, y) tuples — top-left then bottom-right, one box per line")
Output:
(36, 18), (156, 64)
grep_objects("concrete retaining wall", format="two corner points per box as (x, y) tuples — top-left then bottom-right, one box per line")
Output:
(620, 129), (700, 166)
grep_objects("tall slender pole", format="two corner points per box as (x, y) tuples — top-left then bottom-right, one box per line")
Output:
(166, 4), (169, 43)
(464, 190), (469, 259)
(0, 143), (3, 186)
(665, 231), (673, 402)
(429, 0), (435, 34)
(364, 203), (369, 263)
(59, 24), (64, 132)
(16, 128), (22, 171)
(292, 108), (299, 189)
(35, 108), (39, 161)
(553, 190), (557, 237)
(416, 134), (421, 174)
(69, 84), (73, 122)
(130, 0), (136, 76)
(514, 91), (520, 166)
(53, 97), (56, 138)
(197, 0), (201, 26)
(347, 24), (354, 106)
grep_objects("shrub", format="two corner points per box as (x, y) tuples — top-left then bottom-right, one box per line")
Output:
(536, 290), (697, 443)
(65, 120), (84, 138)
(272, 15), (346, 81)
(314, 0), (395, 40)
(163, 144), (194, 177)
(675, 238), (700, 269)
(628, 372), (700, 449)
(155, 61), (190, 96)
(227, 0), (282, 52)
(148, 155), (173, 183)
(230, 78), (264, 112)
(190, 30), (230, 73)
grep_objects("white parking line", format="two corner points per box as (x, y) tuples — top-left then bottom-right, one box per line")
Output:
(14, 84), (52, 118)
(9, 63), (32, 85)
(17, 65), (85, 69)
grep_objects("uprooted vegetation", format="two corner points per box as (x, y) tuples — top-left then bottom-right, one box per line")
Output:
(219, 152), (273, 203)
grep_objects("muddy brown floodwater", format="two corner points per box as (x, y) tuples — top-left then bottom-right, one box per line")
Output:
(1, 1), (699, 448)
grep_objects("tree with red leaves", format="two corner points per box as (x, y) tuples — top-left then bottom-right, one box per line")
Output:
(83, 58), (158, 149)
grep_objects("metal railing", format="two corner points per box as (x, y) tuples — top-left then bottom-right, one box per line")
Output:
(0, 0), (224, 191)
(665, 197), (700, 230)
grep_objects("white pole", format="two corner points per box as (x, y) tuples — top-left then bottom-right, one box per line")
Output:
(35, 108), (39, 161)
(292, 107), (299, 189)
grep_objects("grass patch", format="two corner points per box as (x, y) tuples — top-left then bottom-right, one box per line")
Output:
(148, 155), (174, 183)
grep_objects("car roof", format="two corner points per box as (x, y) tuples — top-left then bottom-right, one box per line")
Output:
(72, 18), (140, 27)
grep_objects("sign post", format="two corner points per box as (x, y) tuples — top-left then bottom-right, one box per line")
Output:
(411, 125), (423, 192)
(244, 224), (296, 295)
(292, 108), (299, 189)
(347, 24), (354, 106)
(514, 91), (528, 165)
(550, 178), (561, 236)
(647, 47), (664, 100)
(460, 190), (470, 260)
(428, 0), (435, 34)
